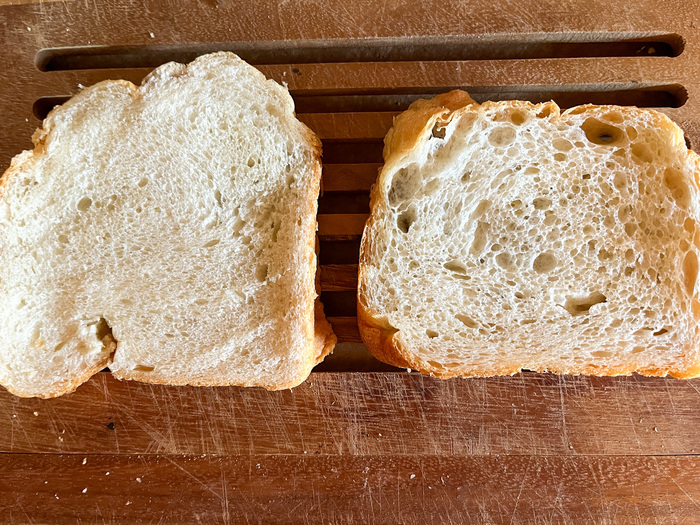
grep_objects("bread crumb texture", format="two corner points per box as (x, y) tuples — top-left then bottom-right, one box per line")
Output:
(359, 91), (700, 379)
(0, 52), (332, 397)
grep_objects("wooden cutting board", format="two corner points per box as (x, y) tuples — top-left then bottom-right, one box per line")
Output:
(1, 0), (700, 522)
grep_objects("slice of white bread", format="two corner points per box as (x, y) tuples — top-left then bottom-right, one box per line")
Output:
(358, 90), (700, 379)
(0, 52), (336, 398)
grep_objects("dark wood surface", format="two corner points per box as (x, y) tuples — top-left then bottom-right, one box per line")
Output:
(2, 0), (700, 522)
(1, 373), (700, 524)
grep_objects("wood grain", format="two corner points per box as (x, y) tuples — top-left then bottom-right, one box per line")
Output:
(2, 0), (700, 522)
(318, 214), (368, 238)
(320, 264), (358, 291)
(2, 453), (699, 524)
(327, 317), (363, 342)
(1, 373), (700, 457)
(322, 164), (381, 192)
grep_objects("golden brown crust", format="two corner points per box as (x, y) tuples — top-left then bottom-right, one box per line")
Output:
(358, 89), (700, 380)
(381, 90), (476, 169)
(313, 297), (337, 365)
(3, 358), (113, 399)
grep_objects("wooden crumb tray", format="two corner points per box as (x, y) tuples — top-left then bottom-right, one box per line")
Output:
(1, 0), (700, 522)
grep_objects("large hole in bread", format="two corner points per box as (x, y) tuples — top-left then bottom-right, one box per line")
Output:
(470, 221), (490, 255)
(388, 164), (421, 207)
(488, 126), (516, 147)
(77, 197), (92, 212)
(443, 260), (467, 274)
(532, 252), (557, 273)
(255, 263), (268, 282)
(683, 251), (698, 296)
(507, 109), (527, 126)
(397, 206), (417, 234)
(455, 313), (479, 328)
(663, 167), (691, 208)
(581, 118), (625, 146)
(431, 123), (447, 139)
(532, 197), (551, 210)
(563, 292), (607, 316)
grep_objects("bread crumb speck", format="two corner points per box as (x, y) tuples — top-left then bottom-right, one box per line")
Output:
(106, 472), (110, 475)
(126, 501), (132, 506)
(410, 474), (416, 479)
(149, 32), (155, 38)
(654, 427), (658, 432)
(82, 458), (87, 465)
(82, 488), (87, 494)
(33, 411), (39, 416)
(136, 477), (142, 483)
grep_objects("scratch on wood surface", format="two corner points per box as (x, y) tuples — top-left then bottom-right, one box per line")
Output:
(557, 376), (570, 450)
(220, 461), (230, 525)
(14, 499), (35, 525)
(687, 380), (700, 401)
(508, 456), (531, 525)
(164, 456), (223, 502)
(667, 459), (700, 511)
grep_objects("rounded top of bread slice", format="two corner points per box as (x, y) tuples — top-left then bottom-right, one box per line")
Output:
(0, 52), (333, 398)
(359, 90), (700, 379)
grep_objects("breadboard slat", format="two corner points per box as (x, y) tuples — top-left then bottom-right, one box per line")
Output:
(2, 453), (699, 523)
(326, 317), (362, 343)
(321, 164), (381, 192)
(320, 264), (358, 292)
(2, 372), (700, 456)
(318, 214), (368, 238)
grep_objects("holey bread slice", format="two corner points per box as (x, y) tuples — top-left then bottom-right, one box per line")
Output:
(358, 90), (700, 379)
(0, 52), (335, 398)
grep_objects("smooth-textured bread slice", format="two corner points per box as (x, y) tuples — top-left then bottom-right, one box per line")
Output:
(358, 90), (700, 379)
(0, 52), (335, 398)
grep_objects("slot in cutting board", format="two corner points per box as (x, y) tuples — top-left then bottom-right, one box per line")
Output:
(1, 0), (700, 523)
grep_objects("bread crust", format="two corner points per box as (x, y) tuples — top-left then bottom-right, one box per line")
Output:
(358, 90), (700, 380)
(0, 52), (334, 397)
